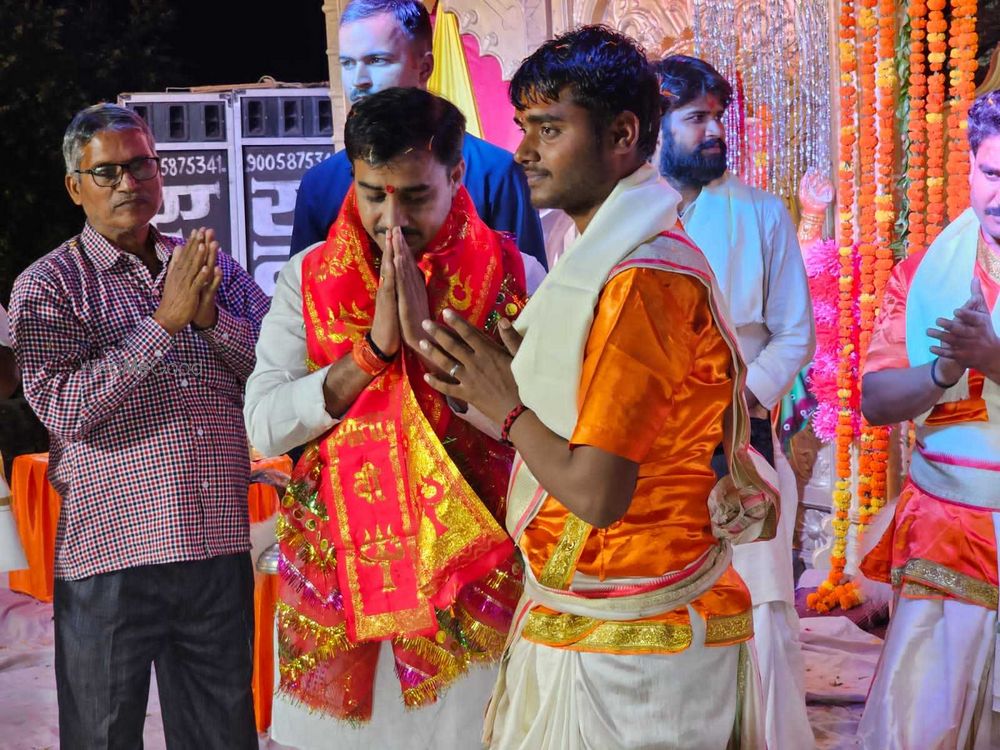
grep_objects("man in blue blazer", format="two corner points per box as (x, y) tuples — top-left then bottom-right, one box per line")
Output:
(290, 0), (546, 282)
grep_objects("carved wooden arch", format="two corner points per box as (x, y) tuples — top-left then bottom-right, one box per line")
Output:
(573, 0), (695, 59)
(440, 0), (551, 80)
(443, 0), (696, 82)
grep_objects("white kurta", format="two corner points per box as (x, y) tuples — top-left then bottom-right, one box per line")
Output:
(683, 172), (816, 750)
(858, 597), (1000, 749)
(244, 250), (506, 749)
(682, 172), (815, 414)
(271, 640), (498, 750)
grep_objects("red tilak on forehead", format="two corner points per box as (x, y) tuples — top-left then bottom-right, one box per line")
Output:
(385, 184), (395, 193)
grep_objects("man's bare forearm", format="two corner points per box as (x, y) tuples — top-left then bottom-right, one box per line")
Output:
(862, 362), (958, 425)
(322, 354), (377, 418)
(508, 410), (638, 528)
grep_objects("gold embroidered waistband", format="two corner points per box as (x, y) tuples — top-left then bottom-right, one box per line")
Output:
(704, 610), (754, 645)
(537, 514), (591, 590)
(891, 558), (999, 610)
(521, 608), (753, 655)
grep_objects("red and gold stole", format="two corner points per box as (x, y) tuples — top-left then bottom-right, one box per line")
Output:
(277, 185), (526, 720)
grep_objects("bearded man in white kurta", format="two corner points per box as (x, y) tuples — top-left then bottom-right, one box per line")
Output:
(656, 55), (816, 750)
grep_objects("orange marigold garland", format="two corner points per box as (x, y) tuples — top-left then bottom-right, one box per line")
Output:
(945, 0), (979, 220)
(809, 0), (863, 614)
(925, 0), (947, 240)
(906, 0), (929, 256)
(811, 0), (980, 615)
(858, 0), (896, 533)
(855, 0), (879, 536)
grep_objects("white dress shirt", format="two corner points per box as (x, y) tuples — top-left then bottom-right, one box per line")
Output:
(244, 246), (337, 457)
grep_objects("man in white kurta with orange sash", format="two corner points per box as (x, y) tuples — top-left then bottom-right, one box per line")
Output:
(656, 55), (816, 750)
(420, 27), (779, 749)
(245, 89), (527, 750)
(859, 91), (1000, 749)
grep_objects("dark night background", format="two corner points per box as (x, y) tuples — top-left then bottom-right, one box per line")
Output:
(0, 0), (327, 462)
(2, 1), (999, 305)
(0, 0), (328, 306)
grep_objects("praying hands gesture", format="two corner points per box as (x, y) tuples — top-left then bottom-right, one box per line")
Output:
(369, 229), (402, 357)
(419, 310), (640, 529)
(154, 228), (222, 335)
(387, 227), (432, 351)
(381, 226), (460, 378)
(928, 277), (1000, 383)
(369, 225), (437, 359)
(419, 310), (523, 425)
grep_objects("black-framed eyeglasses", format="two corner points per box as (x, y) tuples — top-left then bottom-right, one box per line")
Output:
(74, 156), (161, 188)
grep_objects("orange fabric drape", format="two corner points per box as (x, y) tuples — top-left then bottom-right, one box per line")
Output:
(247, 454), (292, 732)
(8, 454), (60, 601)
(6, 452), (292, 734)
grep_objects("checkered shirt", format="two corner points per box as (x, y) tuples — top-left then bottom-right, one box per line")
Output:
(10, 224), (271, 579)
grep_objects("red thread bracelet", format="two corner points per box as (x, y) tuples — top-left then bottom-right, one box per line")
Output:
(352, 336), (389, 377)
(500, 404), (528, 446)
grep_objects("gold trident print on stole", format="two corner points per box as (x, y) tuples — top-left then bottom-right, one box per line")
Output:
(359, 525), (404, 592)
(328, 302), (372, 345)
(421, 476), (448, 537)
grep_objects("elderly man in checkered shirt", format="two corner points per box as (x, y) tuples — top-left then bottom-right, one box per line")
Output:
(9, 103), (270, 749)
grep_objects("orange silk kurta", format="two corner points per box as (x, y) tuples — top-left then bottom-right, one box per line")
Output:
(520, 268), (753, 655)
(861, 242), (1000, 610)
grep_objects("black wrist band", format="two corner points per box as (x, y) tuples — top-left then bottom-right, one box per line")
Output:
(930, 357), (961, 389)
(365, 331), (394, 363)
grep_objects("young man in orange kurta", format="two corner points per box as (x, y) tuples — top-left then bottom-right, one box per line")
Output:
(420, 26), (777, 749)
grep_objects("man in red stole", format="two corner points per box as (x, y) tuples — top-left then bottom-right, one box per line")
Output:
(245, 87), (526, 749)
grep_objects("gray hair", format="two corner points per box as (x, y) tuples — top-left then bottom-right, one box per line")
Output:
(63, 103), (154, 176)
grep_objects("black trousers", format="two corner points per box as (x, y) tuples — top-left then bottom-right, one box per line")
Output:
(711, 416), (776, 478)
(54, 552), (257, 750)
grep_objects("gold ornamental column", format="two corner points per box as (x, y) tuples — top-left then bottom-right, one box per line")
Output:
(322, 0), (349, 149)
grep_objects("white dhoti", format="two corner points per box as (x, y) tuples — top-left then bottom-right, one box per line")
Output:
(750, 601), (813, 749)
(271, 638), (498, 750)
(733, 442), (814, 750)
(487, 608), (765, 750)
(858, 597), (1000, 750)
